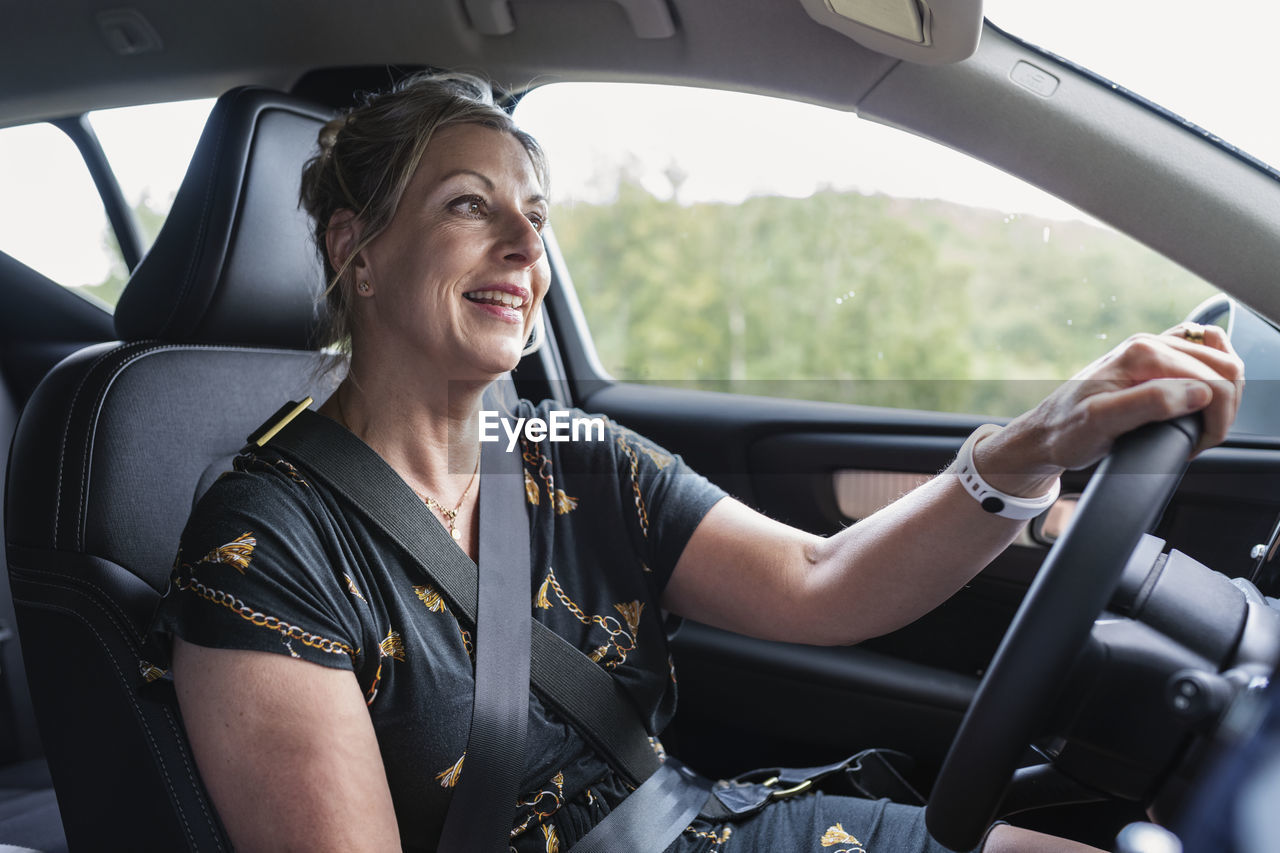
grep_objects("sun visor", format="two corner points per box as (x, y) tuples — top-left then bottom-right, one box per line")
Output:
(797, 0), (983, 65)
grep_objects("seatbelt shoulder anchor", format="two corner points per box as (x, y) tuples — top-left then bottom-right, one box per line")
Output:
(245, 397), (314, 449)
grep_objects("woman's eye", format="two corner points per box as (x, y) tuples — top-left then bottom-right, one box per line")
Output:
(450, 195), (486, 217)
(527, 213), (547, 233)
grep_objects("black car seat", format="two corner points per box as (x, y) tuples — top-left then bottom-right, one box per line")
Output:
(0, 250), (119, 853)
(4, 87), (337, 851)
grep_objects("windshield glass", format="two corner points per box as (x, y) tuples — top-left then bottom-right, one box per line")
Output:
(986, 1), (1280, 171)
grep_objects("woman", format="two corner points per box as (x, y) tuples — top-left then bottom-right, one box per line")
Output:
(152, 73), (1244, 852)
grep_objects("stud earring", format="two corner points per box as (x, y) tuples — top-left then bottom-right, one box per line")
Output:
(357, 280), (371, 293)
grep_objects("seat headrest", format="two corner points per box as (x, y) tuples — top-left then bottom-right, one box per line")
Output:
(114, 88), (335, 349)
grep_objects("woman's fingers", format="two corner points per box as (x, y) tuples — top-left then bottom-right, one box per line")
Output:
(1161, 324), (1241, 374)
(1008, 326), (1245, 474)
(1082, 326), (1243, 455)
(1158, 324), (1243, 389)
(1080, 379), (1210, 446)
(990, 325), (1243, 478)
(1157, 324), (1244, 451)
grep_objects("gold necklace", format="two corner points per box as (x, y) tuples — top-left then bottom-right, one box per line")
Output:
(335, 389), (480, 541)
(412, 457), (479, 541)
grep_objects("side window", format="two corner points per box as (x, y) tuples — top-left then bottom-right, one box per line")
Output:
(0, 124), (120, 304)
(86, 99), (214, 305)
(516, 83), (1218, 416)
(0, 99), (212, 308)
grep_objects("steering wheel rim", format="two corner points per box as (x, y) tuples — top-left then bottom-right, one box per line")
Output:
(925, 415), (1201, 851)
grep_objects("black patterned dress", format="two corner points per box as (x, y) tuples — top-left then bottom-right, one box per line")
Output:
(149, 400), (984, 853)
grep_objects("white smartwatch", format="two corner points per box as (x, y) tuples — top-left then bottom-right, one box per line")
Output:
(954, 425), (1060, 520)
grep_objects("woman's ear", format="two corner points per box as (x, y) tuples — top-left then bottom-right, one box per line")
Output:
(325, 209), (364, 281)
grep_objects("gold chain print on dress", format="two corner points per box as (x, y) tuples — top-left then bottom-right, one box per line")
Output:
(615, 438), (649, 539)
(172, 535), (355, 661)
(611, 422), (675, 540)
(363, 629), (405, 706)
(609, 422), (674, 470)
(821, 823), (867, 852)
(520, 439), (579, 514)
(686, 825), (733, 850)
(534, 568), (639, 668)
(510, 770), (566, 844)
(412, 583), (475, 657)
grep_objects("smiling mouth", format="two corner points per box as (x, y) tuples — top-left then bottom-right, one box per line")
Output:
(465, 289), (526, 310)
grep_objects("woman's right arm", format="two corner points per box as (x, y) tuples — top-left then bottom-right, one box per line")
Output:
(173, 638), (401, 852)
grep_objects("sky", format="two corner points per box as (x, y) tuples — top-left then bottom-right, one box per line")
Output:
(2, 1), (1278, 287)
(987, 0), (1280, 169)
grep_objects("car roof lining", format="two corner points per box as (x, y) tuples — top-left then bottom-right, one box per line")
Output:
(6, 1), (1279, 326)
(858, 27), (1280, 324)
(0, 0), (897, 126)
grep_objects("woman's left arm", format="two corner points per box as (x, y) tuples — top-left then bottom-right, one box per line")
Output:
(661, 326), (1245, 646)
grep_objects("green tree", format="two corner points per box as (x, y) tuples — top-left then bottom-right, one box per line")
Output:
(553, 176), (1217, 416)
(81, 192), (170, 306)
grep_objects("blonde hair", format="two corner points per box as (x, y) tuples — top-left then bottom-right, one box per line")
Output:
(299, 71), (549, 349)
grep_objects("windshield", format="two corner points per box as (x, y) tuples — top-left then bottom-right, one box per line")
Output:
(986, 1), (1280, 171)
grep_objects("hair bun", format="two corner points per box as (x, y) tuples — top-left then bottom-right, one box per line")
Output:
(318, 114), (350, 157)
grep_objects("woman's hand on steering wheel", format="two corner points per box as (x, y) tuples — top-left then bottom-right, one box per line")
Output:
(974, 324), (1245, 498)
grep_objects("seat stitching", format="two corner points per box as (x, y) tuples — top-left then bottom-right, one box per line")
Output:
(161, 89), (246, 337)
(160, 704), (226, 851)
(16, 593), (200, 847)
(43, 338), (316, 612)
(13, 562), (147, 644)
(55, 346), (127, 546)
(55, 339), (316, 558)
(74, 344), (171, 550)
(14, 578), (210, 848)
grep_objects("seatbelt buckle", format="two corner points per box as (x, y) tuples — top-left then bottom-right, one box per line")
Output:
(703, 774), (811, 821)
(707, 749), (924, 820)
(707, 764), (828, 819)
(761, 776), (813, 800)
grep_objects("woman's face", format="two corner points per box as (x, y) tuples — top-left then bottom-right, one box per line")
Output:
(352, 123), (550, 382)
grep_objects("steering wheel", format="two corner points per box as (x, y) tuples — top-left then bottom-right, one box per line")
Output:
(925, 415), (1201, 851)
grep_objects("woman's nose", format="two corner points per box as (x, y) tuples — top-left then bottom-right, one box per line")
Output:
(500, 211), (546, 268)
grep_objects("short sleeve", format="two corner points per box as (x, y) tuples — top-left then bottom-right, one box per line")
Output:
(608, 419), (725, 588)
(527, 401), (726, 592)
(149, 455), (364, 672)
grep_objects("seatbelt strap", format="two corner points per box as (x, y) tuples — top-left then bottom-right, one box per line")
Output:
(251, 405), (661, 788)
(250, 403), (528, 851)
(435, 440), (532, 852)
(570, 759), (712, 853)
